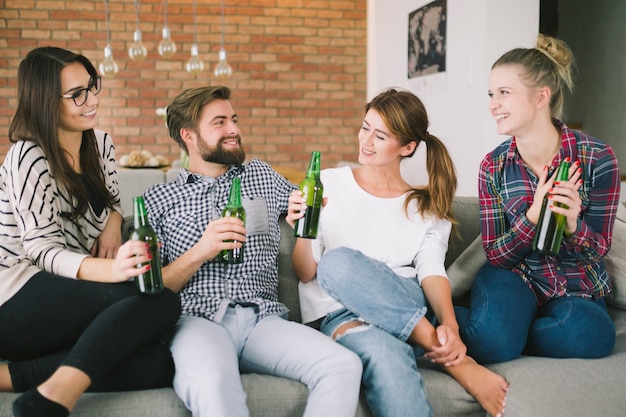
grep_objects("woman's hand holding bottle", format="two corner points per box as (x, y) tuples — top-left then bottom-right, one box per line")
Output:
(548, 163), (583, 235)
(528, 159), (582, 227)
(287, 189), (327, 229)
(110, 240), (153, 282)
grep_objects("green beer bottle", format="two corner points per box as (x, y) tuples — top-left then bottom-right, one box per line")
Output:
(129, 196), (164, 294)
(220, 177), (246, 264)
(532, 159), (572, 255)
(294, 151), (323, 239)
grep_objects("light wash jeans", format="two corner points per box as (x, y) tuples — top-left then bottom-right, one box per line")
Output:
(317, 247), (434, 417)
(170, 306), (363, 417)
(454, 262), (616, 364)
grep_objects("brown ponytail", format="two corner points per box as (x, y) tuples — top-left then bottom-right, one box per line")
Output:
(406, 132), (457, 225)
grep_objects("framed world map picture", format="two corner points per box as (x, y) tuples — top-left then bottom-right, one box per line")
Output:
(408, 0), (447, 79)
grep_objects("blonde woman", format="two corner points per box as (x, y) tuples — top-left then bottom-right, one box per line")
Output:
(455, 34), (620, 364)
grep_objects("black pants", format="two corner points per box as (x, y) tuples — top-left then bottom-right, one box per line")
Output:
(0, 272), (181, 392)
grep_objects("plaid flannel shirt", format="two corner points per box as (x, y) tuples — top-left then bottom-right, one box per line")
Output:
(479, 119), (621, 303)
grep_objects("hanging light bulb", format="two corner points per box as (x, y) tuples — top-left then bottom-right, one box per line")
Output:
(158, 0), (176, 58)
(128, 0), (147, 61)
(187, 44), (205, 74)
(128, 29), (148, 61)
(99, 0), (119, 77)
(214, 0), (232, 79)
(214, 48), (232, 79)
(158, 26), (176, 58)
(100, 44), (119, 77)
(186, 0), (204, 74)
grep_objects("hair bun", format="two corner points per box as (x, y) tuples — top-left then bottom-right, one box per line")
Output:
(536, 34), (574, 91)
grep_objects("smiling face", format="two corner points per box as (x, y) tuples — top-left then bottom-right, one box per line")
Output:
(488, 64), (544, 137)
(58, 62), (99, 137)
(357, 108), (415, 167)
(194, 99), (245, 165)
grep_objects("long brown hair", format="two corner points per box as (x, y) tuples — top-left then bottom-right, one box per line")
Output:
(365, 88), (457, 225)
(492, 34), (575, 119)
(8, 46), (117, 219)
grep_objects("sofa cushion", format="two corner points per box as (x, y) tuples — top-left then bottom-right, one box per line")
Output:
(445, 197), (481, 268)
(606, 203), (626, 309)
(447, 235), (485, 299)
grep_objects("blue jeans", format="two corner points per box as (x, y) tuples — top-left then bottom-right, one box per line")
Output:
(317, 247), (433, 417)
(170, 307), (363, 417)
(454, 263), (616, 364)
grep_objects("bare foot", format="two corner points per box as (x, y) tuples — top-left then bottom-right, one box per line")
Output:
(443, 356), (508, 417)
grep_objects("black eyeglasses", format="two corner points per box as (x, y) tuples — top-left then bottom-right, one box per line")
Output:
(60, 76), (102, 106)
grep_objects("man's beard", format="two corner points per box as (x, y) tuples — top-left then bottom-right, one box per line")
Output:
(199, 136), (246, 166)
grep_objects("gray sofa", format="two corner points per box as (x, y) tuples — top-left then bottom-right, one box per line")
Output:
(1, 168), (625, 417)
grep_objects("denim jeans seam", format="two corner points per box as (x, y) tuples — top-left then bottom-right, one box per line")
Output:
(399, 307), (428, 342)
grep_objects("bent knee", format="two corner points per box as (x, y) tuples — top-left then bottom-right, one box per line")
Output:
(317, 339), (363, 381)
(318, 248), (361, 278)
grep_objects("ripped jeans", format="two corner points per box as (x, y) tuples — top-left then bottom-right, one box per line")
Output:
(317, 247), (434, 417)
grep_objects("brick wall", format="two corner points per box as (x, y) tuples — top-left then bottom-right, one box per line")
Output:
(0, 0), (366, 172)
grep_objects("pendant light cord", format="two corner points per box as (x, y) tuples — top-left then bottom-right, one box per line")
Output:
(192, 0), (197, 44)
(104, 0), (111, 45)
(163, 0), (169, 28)
(134, 0), (140, 30)
(220, 0), (225, 48)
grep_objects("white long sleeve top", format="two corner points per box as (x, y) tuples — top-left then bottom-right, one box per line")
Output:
(298, 166), (451, 324)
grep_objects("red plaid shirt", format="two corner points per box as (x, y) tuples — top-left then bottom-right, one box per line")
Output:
(479, 120), (621, 304)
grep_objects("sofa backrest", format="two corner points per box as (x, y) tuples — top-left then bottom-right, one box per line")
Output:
(117, 168), (167, 216)
(277, 216), (302, 322)
(445, 197), (481, 267)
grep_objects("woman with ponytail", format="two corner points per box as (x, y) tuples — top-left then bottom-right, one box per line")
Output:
(454, 34), (620, 365)
(288, 88), (508, 417)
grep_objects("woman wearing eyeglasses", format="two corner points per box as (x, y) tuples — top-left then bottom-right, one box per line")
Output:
(0, 46), (181, 417)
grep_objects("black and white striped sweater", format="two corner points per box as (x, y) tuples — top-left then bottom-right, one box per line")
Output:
(0, 130), (122, 307)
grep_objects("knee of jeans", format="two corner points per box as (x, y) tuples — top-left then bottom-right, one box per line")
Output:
(530, 299), (617, 358)
(312, 335), (363, 382)
(318, 247), (358, 280)
(335, 347), (364, 379)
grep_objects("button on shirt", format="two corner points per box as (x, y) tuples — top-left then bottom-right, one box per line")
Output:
(479, 119), (621, 304)
(144, 159), (298, 321)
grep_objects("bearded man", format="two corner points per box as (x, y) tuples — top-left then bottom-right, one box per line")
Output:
(144, 86), (362, 417)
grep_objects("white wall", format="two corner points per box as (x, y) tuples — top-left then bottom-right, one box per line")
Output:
(367, 0), (539, 196)
(558, 0), (626, 176)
